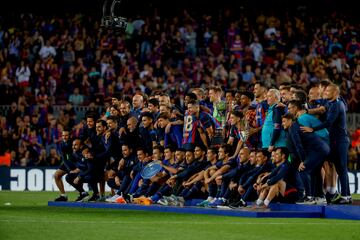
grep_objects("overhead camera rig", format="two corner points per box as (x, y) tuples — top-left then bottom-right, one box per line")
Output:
(101, 0), (128, 32)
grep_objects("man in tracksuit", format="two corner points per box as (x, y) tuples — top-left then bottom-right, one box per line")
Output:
(283, 113), (330, 203)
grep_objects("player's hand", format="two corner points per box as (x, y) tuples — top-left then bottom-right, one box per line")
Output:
(238, 185), (245, 195)
(300, 126), (314, 133)
(165, 122), (172, 134)
(298, 162), (306, 171)
(277, 102), (286, 108)
(119, 127), (126, 136)
(115, 176), (120, 186)
(268, 145), (274, 152)
(105, 131), (111, 140)
(73, 177), (80, 184)
(229, 181), (237, 190)
(183, 182), (191, 187)
(260, 183), (269, 190)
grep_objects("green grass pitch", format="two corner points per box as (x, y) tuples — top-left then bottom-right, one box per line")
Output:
(1, 191), (360, 240)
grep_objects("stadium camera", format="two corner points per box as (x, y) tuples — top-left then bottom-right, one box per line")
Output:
(101, 0), (128, 32)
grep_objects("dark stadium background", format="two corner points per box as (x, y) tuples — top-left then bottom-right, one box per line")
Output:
(1, 0), (358, 14)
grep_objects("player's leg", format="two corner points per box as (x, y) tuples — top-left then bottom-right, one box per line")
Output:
(53, 168), (67, 201)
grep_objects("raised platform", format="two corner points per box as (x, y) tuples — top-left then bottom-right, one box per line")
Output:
(48, 201), (360, 220)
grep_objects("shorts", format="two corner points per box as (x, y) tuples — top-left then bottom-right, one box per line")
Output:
(276, 183), (298, 203)
(58, 163), (70, 173)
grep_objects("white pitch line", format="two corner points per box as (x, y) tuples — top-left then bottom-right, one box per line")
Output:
(0, 219), (359, 225)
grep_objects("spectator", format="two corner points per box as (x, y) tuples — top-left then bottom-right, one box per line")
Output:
(68, 87), (84, 105)
(15, 60), (31, 88)
(46, 147), (61, 166)
(38, 40), (56, 60)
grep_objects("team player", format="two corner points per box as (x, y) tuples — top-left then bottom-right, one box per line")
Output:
(106, 144), (137, 203)
(63, 139), (90, 201)
(205, 144), (234, 207)
(54, 129), (74, 201)
(252, 82), (269, 147)
(157, 113), (183, 148)
(182, 100), (209, 150)
(180, 147), (218, 204)
(216, 147), (252, 206)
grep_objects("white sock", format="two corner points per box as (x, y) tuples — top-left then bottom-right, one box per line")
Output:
(60, 194), (67, 197)
(328, 187), (337, 194)
(256, 199), (263, 206)
(264, 199), (270, 206)
(207, 196), (214, 201)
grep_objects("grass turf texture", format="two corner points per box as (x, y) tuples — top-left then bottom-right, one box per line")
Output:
(1, 191), (360, 240)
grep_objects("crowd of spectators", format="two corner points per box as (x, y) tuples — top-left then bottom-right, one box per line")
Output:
(0, 5), (359, 169)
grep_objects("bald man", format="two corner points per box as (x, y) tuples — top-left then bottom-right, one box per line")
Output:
(132, 94), (144, 120)
(301, 84), (351, 204)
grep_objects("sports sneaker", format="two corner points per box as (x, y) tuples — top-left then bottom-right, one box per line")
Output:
(115, 196), (127, 204)
(325, 192), (336, 204)
(157, 197), (169, 206)
(228, 198), (247, 209)
(124, 194), (133, 203)
(197, 199), (211, 207)
(330, 193), (342, 204)
(97, 195), (107, 202)
(88, 194), (100, 202)
(105, 194), (121, 203)
(315, 197), (327, 205)
(177, 196), (185, 207)
(332, 196), (351, 205)
(54, 195), (68, 202)
(208, 198), (225, 208)
(170, 196), (185, 207)
(296, 196), (316, 205)
(251, 202), (269, 210)
(75, 192), (89, 202)
(167, 195), (180, 206)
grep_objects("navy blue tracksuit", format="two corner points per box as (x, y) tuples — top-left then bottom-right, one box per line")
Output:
(239, 161), (274, 201)
(288, 121), (330, 197)
(66, 152), (99, 195)
(58, 140), (76, 172)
